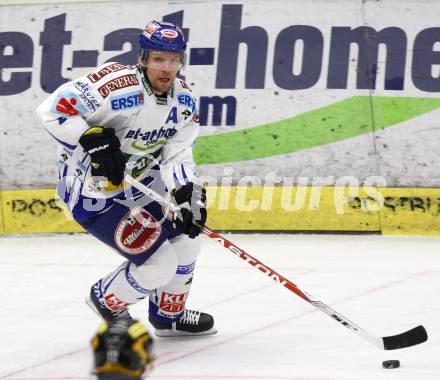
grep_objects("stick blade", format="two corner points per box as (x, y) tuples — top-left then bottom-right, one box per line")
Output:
(383, 325), (428, 350)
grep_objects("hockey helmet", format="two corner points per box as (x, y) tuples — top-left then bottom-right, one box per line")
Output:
(138, 21), (186, 71)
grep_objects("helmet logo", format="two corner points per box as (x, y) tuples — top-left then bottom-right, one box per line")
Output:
(143, 22), (160, 38)
(161, 29), (179, 38)
(139, 21), (187, 55)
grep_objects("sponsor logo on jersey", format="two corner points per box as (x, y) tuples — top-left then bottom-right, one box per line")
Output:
(111, 91), (144, 111)
(98, 74), (139, 98)
(74, 81), (101, 111)
(159, 292), (188, 313)
(114, 208), (162, 254)
(51, 89), (88, 117)
(178, 94), (196, 109)
(124, 154), (154, 174)
(123, 151), (161, 178)
(55, 97), (79, 115)
(160, 29), (178, 38)
(103, 293), (129, 311)
(124, 127), (177, 151)
(178, 93), (197, 116)
(87, 62), (126, 83)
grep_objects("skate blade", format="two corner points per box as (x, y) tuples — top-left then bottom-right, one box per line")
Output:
(154, 327), (217, 337)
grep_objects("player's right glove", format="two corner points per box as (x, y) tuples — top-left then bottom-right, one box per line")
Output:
(91, 318), (154, 380)
(171, 182), (207, 239)
(79, 126), (125, 187)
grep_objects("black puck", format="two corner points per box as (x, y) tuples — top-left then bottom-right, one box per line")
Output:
(382, 360), (400, 369)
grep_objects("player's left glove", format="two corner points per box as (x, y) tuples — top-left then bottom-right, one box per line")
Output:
(172, 182), (207, 239)
(92, 318), (154, 380)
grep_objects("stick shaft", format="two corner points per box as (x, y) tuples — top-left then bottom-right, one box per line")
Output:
(125, 176), (375, 340)
(200, 225), (380, 346)
(125, 175), (427, 350)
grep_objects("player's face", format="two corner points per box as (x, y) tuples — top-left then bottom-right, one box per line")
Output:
(145, 51), (181, 94)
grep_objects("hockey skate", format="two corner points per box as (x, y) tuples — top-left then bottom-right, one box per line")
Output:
(86, 287), (131, 322)
(149, 309), (217, 337)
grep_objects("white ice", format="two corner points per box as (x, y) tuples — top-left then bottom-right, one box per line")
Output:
(0, 233), (439, 380)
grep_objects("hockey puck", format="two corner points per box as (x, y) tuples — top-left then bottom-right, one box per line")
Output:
(382, 360), (400, 369)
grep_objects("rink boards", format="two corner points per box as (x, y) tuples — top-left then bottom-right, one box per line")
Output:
(1, 186), (439, 235)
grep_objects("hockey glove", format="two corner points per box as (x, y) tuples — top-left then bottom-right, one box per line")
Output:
(79, 126), (125, 186)
(172, 182), (207, 239)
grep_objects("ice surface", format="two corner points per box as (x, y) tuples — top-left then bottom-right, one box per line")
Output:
(0, 233), (439, 379)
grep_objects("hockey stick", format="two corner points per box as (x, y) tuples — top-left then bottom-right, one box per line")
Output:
(124, 175), (428, 350)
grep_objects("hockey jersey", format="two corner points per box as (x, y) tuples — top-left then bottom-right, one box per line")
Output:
(36, 62), (200, 220)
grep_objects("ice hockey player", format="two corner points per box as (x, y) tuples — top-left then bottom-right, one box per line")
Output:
(91, 318), (154, 379)
(36, 20), (216, 336)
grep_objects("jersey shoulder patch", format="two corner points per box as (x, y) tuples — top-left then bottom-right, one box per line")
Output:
(86, 63), (140, 99)
(50, 81), (99, 118)
(86, 62), (128, 84)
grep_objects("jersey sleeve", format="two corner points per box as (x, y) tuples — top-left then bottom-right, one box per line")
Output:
(160, 91), (200, 191)
(35, 76), (104, 150)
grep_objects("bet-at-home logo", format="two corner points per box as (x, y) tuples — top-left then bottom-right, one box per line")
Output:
(124, 127), (177, 152)
(2, 4), (439, 127)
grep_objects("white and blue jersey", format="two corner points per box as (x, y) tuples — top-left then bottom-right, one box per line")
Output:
(36, 62), (200, 221)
